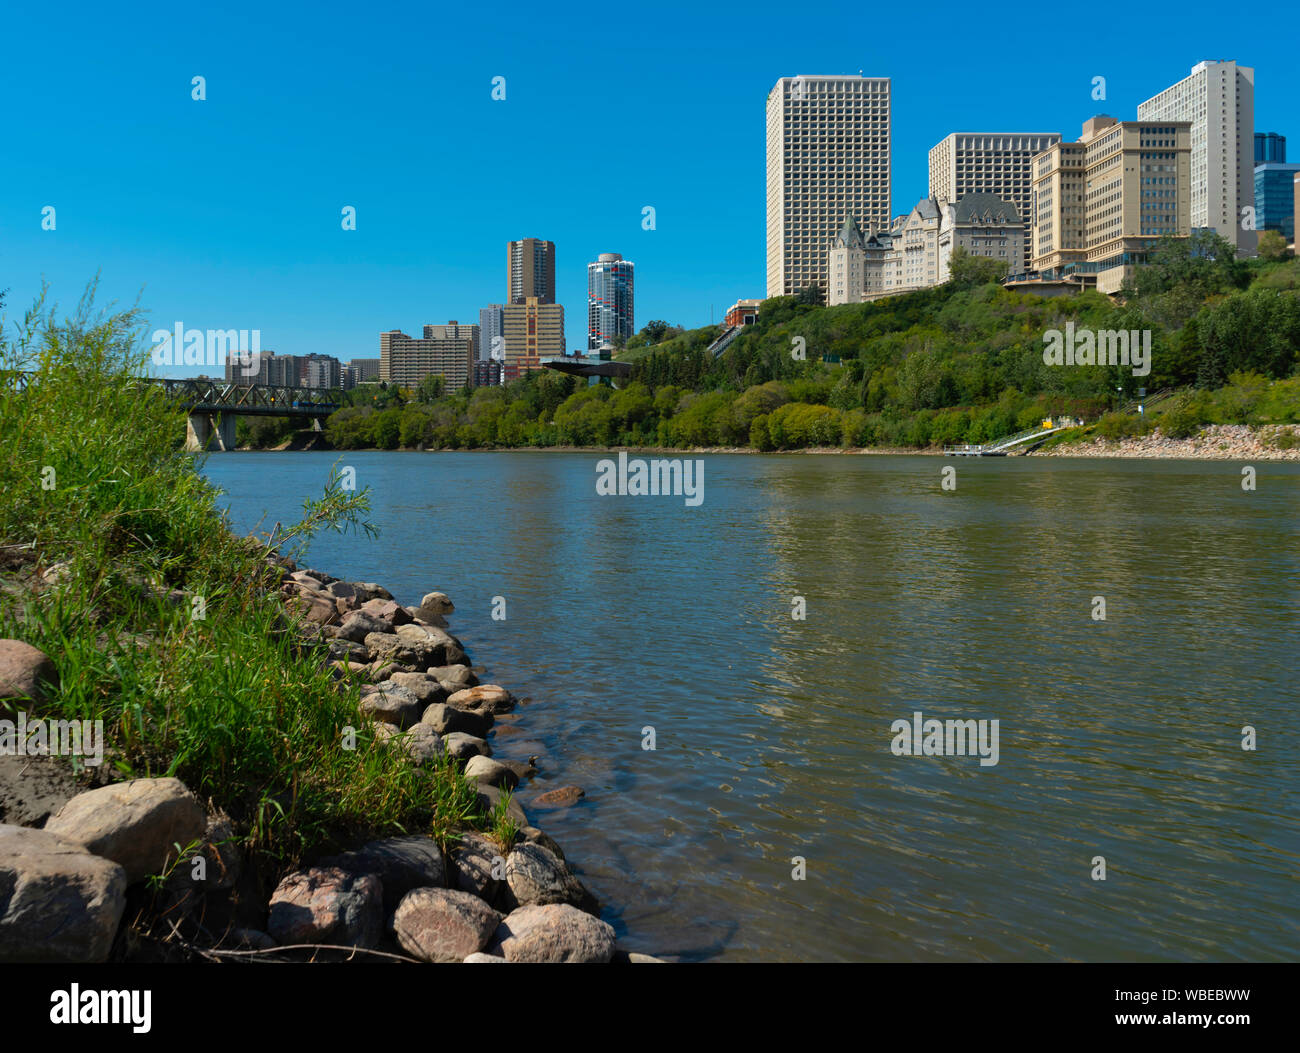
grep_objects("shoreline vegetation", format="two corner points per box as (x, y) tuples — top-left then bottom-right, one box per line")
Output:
(243, 233), (1300, 463)
(0, 286), (651, 963)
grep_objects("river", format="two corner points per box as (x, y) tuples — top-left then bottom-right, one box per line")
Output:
(202, 450), (1300, 962)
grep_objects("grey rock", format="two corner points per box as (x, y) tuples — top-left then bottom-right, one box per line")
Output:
(489, 904), (615, 963)
(502, 842), (588, 911)
(390, 888), (502, 963)
(420, 702), (491, 738)
(419, 591), (455, 614)
(325, 835), (447, 914)
(394, 723), (444, 766)
(358, 682), (423, 729)
(445, 732), (491, 761)
(463, 951), (508, 963)
(336, 611), (393, 644)
(427, 664), (478, 691)
(450, 831), (507, 901)
(464, 755), (518, 790)
(518, 826), (566, 862)
(388, 672), (446, 706)
(446, 685), (515, 716)
(476, 785), (526, 829)
(0, 824), (127, 962)
(267, 866), (382, 948)
(44, 777), (205, 884)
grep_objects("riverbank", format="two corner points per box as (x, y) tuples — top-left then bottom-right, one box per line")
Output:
(236, 420), (1300, 461)
(0, 548), (660, 963)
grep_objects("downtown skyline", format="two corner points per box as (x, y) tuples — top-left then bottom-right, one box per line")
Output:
(1, 1), (1296, 376)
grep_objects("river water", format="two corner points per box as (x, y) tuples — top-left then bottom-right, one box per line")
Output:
(202, 450), (1300, 962)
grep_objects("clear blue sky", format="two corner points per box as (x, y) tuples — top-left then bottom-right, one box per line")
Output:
(2, 1), (1296, 375)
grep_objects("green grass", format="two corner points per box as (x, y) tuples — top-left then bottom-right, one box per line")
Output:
(0, 282), (497, 871)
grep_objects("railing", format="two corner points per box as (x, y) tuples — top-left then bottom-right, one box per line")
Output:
(2, 371), (341, 416)
(944, 419), (1082, 456)
(706, 325), (742, 358)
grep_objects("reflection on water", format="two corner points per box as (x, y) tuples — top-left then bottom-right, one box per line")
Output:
(203, 451), (1300, 961)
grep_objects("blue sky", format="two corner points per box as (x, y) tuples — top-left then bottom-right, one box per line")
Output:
(2, 1), (1296, 374)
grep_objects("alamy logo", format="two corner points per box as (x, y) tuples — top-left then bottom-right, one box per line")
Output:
(595, 451), (704, 507)
(1043, 322), (1150, 377)
(50, 985), (151, 1033)
(150, 322), (261, 370)
(890, 711), (1000, 767)
(0, 712), (103, 766)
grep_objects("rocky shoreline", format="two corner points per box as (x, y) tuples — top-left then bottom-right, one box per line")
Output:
(0, 554), (660, 964)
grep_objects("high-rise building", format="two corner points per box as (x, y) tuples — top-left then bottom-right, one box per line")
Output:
(765, 74), (891, 299)
(478, 305), (505, 362)
(501, 298), (565, 375)
(928, 132), (1061, 275)
(1255, 132), (1287, 163)
(301, 353), (341, 389)
(1137, 61), (1255, 252)
(1031, 115), (1191, 292)
(507, 239), (556, 304)
(1255, 162), (1300, 242)
(379, 323), (478, 390)
(586, 252), (635, 353)
(349, 358), (381, 382)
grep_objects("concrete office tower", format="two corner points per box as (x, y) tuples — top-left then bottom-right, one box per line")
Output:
(766, 74), (891, 298)
(1137, 61), (1255, 251)
(1255, 132), (1286, 164)
(587, 252), (635, 353)
(928, 132), (1061, 275)
(508, 239), (556, 304)
(379, 322), (479, 391)
(479, 304), (505, 362)
(1031, 116), (1191, 292)
(827, 215), (867, 305)
(1255, 161), (1300, 242)
(501, 298), (565, 377)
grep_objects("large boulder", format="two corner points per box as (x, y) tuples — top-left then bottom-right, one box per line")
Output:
(489, 904), (616, 963)
(387, 672), (446, 706)
(395, 624), (466, 667)
(324, 835), (447, 914)
(446, 685), (515, 717)
(0, 824), (127, 962)
(267, 866), (382, 948)
(44, 777), (205, 884)
(390, 888), (502, 963)
(358, 682), (423, 729)
(360, 598), (411, 626)
(449, 831), (507, 901)
(427, 664), (478, 692)
(336, 611), (393, 644)
(502, 842), (589, 911)
(476, 785), (526, 829)
(418, 592), (455, 615)
(391, 724), (443, 766)
(0, 640), (59, 708)
(420, 702), (491, 738)
(464, 755), (518, 790)
(445, 732), (491, 761)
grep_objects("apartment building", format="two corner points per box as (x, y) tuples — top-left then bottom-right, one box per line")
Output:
(1137, 60), (1255, 252)
(379, 322), (479, 390)
(766, 74), (891, 298)
(587, 252), (635, 352)
(507, 239), (556, 304)
(928, 132), (1061, 275)
(1031, 115), (1192, 292)
(501, 298), (565, 375)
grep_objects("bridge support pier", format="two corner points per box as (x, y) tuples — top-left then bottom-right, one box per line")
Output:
(186, 412), (236, 452)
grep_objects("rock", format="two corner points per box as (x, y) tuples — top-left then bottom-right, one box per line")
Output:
(427, 664), (478, 691)
(358, 682), (423, 729)
(390, 888), (502, 963)
(267, 866), (382, 948)
(388, 672), (446, 706)
(498, 758), (538, 782)
(357, 583), (394, 602)
(445, 732), (491, 760)
(44, 777), (205, 884)
(392, 723), (443, 766)
(228, 928), (276, 950)
(290, 569), (333, 588)
(532, 785), (585, 809)
(489, 904), (615, 963)
(0, 824), (127, 962)
(421, 702), (492, 738)
(336, 611), (393, 644)
(450, 832), (507, 901)
(325, 581), (367, 604)
(463, 952), (507, 963)
(419, 591), (455, 615)
(193, 811), (241, 891)
(502, 842), (590, 910)
(519, 826), (566, 862)
(327, 638), (370, 664)
(627, 952), (667, 963)
(362, 631), (413, 665)
(324, 835), (447, 914)
(446, 685), (515, 717)
(464, 755), (519, 790)
(476, 785), (526, 828)
(361, 598), (411, 625)
(395, 623), (465, 667)
(0, 640), (59, 707)
(285, 593), (339, 626)
(407, 608), (450, 629)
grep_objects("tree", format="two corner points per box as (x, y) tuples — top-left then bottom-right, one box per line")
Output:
(795, 282), (825, 306)
(947, 246), (1008, 287)
(1258, 230), (1289, 261)
(415, 373), (445, 403)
